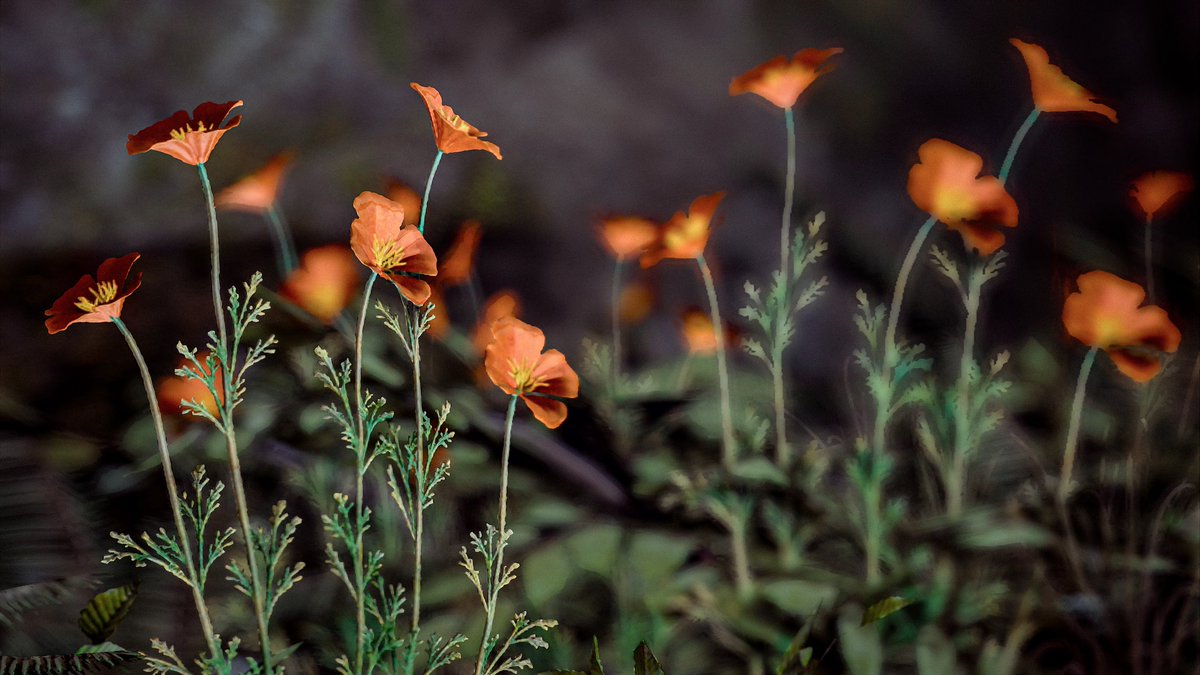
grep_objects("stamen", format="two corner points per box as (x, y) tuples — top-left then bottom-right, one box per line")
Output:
(507, 357), (547, 393)
(372, 238), (408, 270)
(168, 120), (211, 141)
(74, 280), (119, 312)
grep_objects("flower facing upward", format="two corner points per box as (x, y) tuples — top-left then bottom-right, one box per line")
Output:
(1062, 271), (1181, 382)
(641, 193), (726, 268)
(127, 101), (244, 165)
(473, 291), (521, 355)
(281, 246), (362, 324)
(598, 216), (658, 260)
(157, 352), (224, 419)
(484, 317), (579, 429)
(439, 220), (482, 287)
(729, 48), (843, 109)
(907, 139), (1018, 256)
(1130, 171), (1193, 222)
(410, 83), (502, 160)
(1010, 39), (1117, 123)
(349, 191), (438, 304)
(215, 151), (293, 213)
(385, 179), (423, 228)
(45, 253), (142, 334)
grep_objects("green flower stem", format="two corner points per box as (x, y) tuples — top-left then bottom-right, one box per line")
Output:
(998, 107), (1040, 186)
(1060, 347), (1098, 503)
(771, 343), (788, 467)
(610, 259), (624, 396)
(730, 518), (753, 599)
(352, 272), (378, 675)
(418, 151), (444, 235)
(410, 308), (426, 632)
(475, 394), (520, 675)
(948, 266), (984, 516)
(696, 254), (736, 470)
(264, 203), (299, 278)
(200, 162), (273, 672)
(772, 107), (798, 467)
(1144, 216), (1156, 305)
(780, 107), (797, 280)
(112, 317), (220, 659)
(863, 477), (882, 585)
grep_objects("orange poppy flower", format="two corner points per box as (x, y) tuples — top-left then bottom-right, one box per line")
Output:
(157, 352), (225, 419)
(215, 151), (293, 213)
(473, 290), (521, 355)
(1010, 39), (1117, 123)
(280, 246), (362, 324)
(45, 253), (142, 334)
(1129, 171), (1193, 222)
(729, 48), (843, 109)
(385, 179), (423, 229)
(410, 83), (503, 160)
(349, 191), (438, 304)
(598, 216), (658, 260)
(440, 220), (482, 287)
(126, 100), (244, 165)
(484, 317), (579, 429)
(907, 139), (1019, 256)
(680, 307), (738, 355)
(1062, 271), (1181, 382)
(640, 193), (726, 268)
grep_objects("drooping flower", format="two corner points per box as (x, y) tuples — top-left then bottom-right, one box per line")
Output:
(598, 216), (658, 260)
(215, 151), (293, 213)
(484, 317), (579, 429)
(907, 139), (1019, 256)
(349, 191), (438, 304)
(641, 193), (726, 267)
(1130, 171), (1193, 222)
(439, 220), (482, 287)
(385, 178), (423, 229)
(281, 246), (362, 324)
(1010, 39), (1117, 123)
(157, 352), (225, 419)
(1062, 271), (1181, 382)
(126, 101), (244, 165)
(45, 253), (143, 334)
(410, 83), (502, 160)
(473, 290), (521, 355)
(729, 48), (843, 109)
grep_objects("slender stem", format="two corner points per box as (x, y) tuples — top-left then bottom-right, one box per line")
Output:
(772, 107), (798, 467)
(418, 151), (444, 235)
(200, 163), (273, 672)
(352, 273), (378, 675)
(1144, 216), (1156, 305)
(948, 267), (983, 516)
(998, 107), (1040, 186)
(112, 318), (220, 658)
(610, 259), (624, 396)
(730, 518), (753, 598)
(864, 477), (882, 585)
(475, 395), (519, 675)
(696, 255), (736, 469)
(780, 107), (797, 281)
(264, 204), (299, 278)
(410, 313), (425, 631)
(772, 346), (788, 466)
(1061, 347), (1098, 502)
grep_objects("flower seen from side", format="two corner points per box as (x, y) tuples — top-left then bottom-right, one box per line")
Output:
(1010, 39), (1117, 123)
(127, 101), (244, 165)
(281, 246), (362, 324)
(598, 216), (658, 260)
(729, 48), (843, 109)
(410, 83), (502, 159)
(907, 139), (1018, 256)
(439, 220), (482, 287)
(641, 193), (726, 267)
(349, 191), (438, 305)
(215, 151), (293, 213)
(1130, 171), (1193, 222)
(484, 317), (579, 429)
(45, 253), (143, 334)
(1062, 271), (1181, 382)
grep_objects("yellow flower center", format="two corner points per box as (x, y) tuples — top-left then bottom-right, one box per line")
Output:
(169, 121), (211, 141)
(75, 281), (118, 313)
(437, 107), (473, 134)
(933, 188), (977, 222)
(372, 238), (407, 270)
(663, 215), (706, 252)
(508, 358), (546, 394)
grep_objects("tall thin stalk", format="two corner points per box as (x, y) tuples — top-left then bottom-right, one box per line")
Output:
(112, 317), (220, 659)
(696, 254), (736, 469)
(410, 315), (426, 631)
(418, 151), (444, 235)
(351, 273), (378, 675)
(264, 203), (299, 278)
(198, 162), (274, 672)
(474, 395), (519, 675)
(773, 107), (798, 465)
(998, 108), (1040, 186)
(1060, 347), (1098, 503)
(948, 267), (983, 516)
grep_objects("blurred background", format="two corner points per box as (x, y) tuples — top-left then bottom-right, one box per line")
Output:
(2, 1), (1198, 673)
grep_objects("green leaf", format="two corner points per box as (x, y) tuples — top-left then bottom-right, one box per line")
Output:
(861, 595), (913, 625)
(760, 579), (838, 617)
(633, 642), (664, 675)
(837, 605), (882, 675)
(78, 583), (138, 643)
(0, 646), (140, 675)
(730, 458), (789, 486)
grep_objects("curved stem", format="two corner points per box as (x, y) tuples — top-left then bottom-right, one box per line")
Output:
(418, 151), (444, 235)
(352, 272), (378, 675)
(949, 267), (983, 516)
(780, 107), (797, 281)
(1144, 217), (1156, 305)
(697, 255), (736, 469)
(998, 107), (1040, 187)
(112, 318), (220, 659)
(475, 395), (519, 675)
(1061, 347), (1098, 502)
(200, 163), (273, 672)
(264, 204), (299, 278)
(610, 259), (624, 396)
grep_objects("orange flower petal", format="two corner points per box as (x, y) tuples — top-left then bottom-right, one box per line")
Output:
(729, 48), (843, 109)
(598, 216), (658, 259)
(349, 191), (439, 301)
(641, 192), (725, 267)
(1105, 349), (1164, 383)
(681, 307), (718, 354)
(411, 83), (503, 159)
(280, 246), (362, 324)
(530, 349), (580, 399)
(215, 151), (293, 213)
(440, 220), (482, 287)
(907, 139), (1018, 255)
(521, 395), (569, 429)
(385, 179), (423, 229)
(45, 253), (142, 334)
(1010, 39), (1116, 123)
(473, 291), (521, 354)
(1062, 271), (1181, 381)
(483, 317), (579, 427)
(127, 101), (244, 165)
(1129, 171), (1193, 221)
